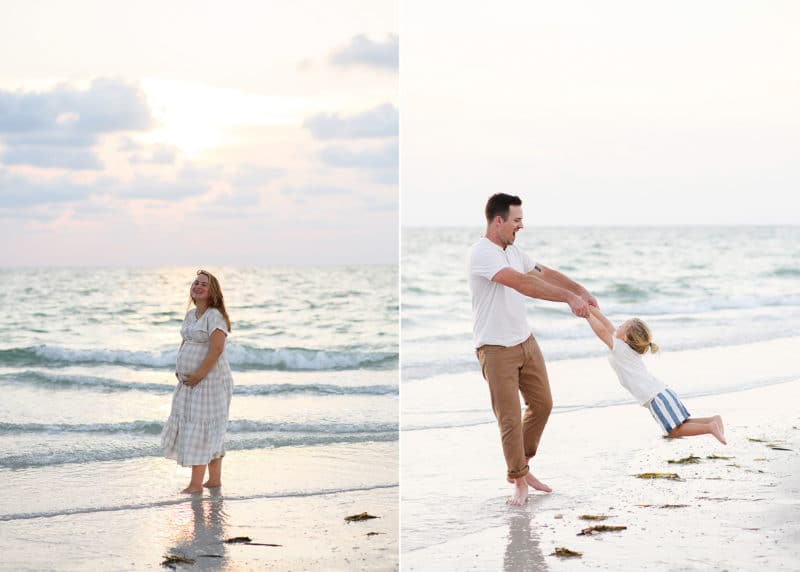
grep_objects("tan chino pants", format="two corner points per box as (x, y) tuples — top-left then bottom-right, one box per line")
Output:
(476, 336), (553, 480)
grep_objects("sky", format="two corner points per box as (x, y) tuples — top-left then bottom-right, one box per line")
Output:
(0, 0), (397, 266)
(401, 0), (800, 228)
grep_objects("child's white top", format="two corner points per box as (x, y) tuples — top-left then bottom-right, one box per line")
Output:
(608, 334), (666, 405)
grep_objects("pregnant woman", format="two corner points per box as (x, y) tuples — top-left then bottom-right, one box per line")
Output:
(161, 269), (234, 493)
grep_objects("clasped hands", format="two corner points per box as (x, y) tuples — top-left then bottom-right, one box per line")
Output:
(568, 292), (599, 318)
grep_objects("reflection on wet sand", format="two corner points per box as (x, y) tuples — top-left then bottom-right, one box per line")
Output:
(165, 491), (228, 569)
(503, 501), (547, 572)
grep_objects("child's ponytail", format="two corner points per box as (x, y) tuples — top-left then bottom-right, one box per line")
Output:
(625, 318), (658, 355)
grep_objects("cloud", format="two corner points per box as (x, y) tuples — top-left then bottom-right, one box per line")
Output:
(109, 175), (212, 201)
(364, 198), (397, 212)
(117, 136), (143, 152)
(303, 103), (398, 140)
(319, 141), (397, 169)
(2, 147), (103, 170)
(108, 163), (228, 200)
(330, 34), (398, 71)
(317, 140), (398, 184)
(0, 168), (95, 208)
(2, 131), (97, 147)
(192, 188), (266, 219)
(233, 164), (287, 189)
(0, 78), (153, 170)
(129, 144), (179, 165)
(1, 164), (214, 211)
(370, 165), (399, 185)
(0, 78), (152, 133)
(1, 157), (290, 215)
(280, 184), (352, 198)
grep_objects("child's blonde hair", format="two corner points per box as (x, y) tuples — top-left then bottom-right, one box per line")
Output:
(625, 318), (659, 355)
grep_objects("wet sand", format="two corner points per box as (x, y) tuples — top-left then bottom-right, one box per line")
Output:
(0, 442), (398, 571)
(402, 353), (800, 570)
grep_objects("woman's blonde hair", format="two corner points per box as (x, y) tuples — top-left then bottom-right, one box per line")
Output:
(625, 318), (659, 355)
(188, 269), (232, 331)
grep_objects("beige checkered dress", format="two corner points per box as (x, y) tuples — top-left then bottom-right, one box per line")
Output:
(161, 308), (233, 467)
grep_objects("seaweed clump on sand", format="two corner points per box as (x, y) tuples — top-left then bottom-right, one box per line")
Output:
(668, 455), (701, 464)
(749, 437), (792, 450)
(635, 472), (682, 480)
(161, 554), (195, 569)
(578, 525), (627, 536)
(550, 547), (582, 558)
(223, 536), (281, 547)
(638, 503), (689, 509)
(344, 512), (380, 522)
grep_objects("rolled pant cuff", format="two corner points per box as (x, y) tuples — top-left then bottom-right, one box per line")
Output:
(507, 465), (530, 480)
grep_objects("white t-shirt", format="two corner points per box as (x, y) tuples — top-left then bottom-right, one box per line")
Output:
(608, 335), (666, 405)
(468, 237), (537, 348)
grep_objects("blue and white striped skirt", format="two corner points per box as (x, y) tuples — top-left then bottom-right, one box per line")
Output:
(646, 387), (691, 434)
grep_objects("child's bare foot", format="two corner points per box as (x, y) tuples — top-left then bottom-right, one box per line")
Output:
(203, 481), (221, 488)
(182, 485), (203, 494)
(524, 472), (552, 493)
(711, 421), (727, 445)
(507, 478), (529, 506)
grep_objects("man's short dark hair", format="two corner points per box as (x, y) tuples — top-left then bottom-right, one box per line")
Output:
(485, 193), (522, 223)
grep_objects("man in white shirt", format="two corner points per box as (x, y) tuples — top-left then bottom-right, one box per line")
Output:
(469, 193), (598, 506)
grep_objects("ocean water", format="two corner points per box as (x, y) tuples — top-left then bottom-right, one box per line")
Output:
(0, 266), (398, 521)
(401, 226), (800, 560)
(402, 226), (800, 423)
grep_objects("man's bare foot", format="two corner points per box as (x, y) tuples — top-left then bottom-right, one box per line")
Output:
(711, 421), (727, 445)
(203, 481), (221, 488)
(182, 485), (203, 494)
(507, 473), (551, 493)
(507, 478), (528, 506)
(524, 472), (552, 493)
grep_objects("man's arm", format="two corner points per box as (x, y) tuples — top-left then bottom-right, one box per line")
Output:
(531, 263), (598, 307)
(493, 267), (590, 317)
(585, 305), (615, 350)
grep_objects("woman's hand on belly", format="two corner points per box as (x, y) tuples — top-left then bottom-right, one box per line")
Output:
(180, 371), (204, 387)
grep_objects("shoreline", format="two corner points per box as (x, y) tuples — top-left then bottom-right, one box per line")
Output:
(402, 379), (800, 570)
(3, 486), (398, 571)
(401, 336), (800, 432)
(1, 441), (399, 571)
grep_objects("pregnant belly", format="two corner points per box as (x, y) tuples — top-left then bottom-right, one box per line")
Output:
(176, 343), (205, 375)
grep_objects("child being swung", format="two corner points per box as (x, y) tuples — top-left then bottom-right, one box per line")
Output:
(585, 306), (726, 444)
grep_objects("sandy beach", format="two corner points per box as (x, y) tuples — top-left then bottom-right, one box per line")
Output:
(1, 442), (398, 571)
(402, 339), (800, 571)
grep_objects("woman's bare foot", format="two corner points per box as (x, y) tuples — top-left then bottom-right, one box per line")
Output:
(203, 481), (221, 488)
(714, 415), (725, 436)
(182, 485), (203, 494)
(507, 478), (528, 506)
(524, 472), (552, 493)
